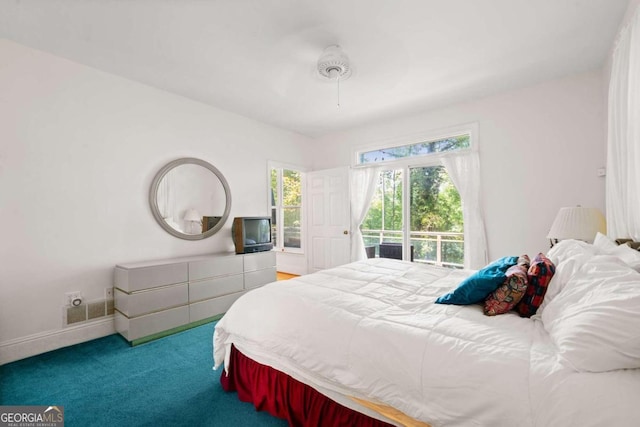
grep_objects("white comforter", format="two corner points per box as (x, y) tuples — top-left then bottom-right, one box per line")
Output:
(213, 258), (640, 427)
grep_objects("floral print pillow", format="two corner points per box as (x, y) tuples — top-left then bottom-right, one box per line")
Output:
(484, 264), (529, 316)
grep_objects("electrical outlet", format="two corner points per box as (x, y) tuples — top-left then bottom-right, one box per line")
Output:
(65, 291), (82, 306)
(104, 287), (114, 299)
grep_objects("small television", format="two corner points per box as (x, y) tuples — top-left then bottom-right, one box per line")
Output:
(231, 216), (273, 254)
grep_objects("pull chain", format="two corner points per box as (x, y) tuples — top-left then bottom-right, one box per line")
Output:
(317, 45), (351, 109)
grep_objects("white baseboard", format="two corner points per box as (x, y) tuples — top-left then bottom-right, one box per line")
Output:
(276, 251), (307, 276)
(0, 317), (116, 365)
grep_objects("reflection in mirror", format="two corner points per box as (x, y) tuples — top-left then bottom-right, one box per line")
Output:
(150, 158), (231, 240)
(156, 164), (227, 234)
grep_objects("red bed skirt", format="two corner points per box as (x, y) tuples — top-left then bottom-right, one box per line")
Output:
(220, 345), (394, 427)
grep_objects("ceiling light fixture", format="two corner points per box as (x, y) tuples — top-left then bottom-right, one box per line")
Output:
(317, 45), (352, 108)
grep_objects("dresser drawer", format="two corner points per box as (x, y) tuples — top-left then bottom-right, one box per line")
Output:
(244, 266), (277, 289)
(189, 256), (243, 281)
(189, 274), (243, 303)
(115, 283), (188, 317)
(189, 292), (243, 322)
(115, 305), (190, 342)
(243, 251), (276, 272)
(115, 262), (188, 292)
(113, 251), (275, 344)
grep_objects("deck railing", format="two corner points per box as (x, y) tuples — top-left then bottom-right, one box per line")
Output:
(361, 229), (464, 268)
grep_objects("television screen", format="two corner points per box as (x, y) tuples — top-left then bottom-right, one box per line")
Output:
(243, 218), (271, 245)
(232, 216), (273, 254)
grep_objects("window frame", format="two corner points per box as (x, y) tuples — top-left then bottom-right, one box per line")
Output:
(268, 161), (306, 254)
(355, 123), (476, 264)
(352, 122), (478, 168)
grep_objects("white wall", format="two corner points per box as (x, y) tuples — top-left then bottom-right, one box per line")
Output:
(0, 39), (313, 363)
(312, 70), (606, 261)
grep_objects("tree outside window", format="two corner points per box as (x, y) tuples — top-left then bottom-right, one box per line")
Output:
(409, 166), (463, 266)
(361, 166), (463, 267)
(271, 167), (302, 250)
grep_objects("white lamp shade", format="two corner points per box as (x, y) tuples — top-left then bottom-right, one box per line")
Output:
(183, 209), (201, 222)
(547, 207), (606, 242)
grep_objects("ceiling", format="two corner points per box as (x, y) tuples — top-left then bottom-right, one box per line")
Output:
(0, 0), (630, 137)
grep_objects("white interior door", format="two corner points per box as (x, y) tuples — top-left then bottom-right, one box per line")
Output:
(306, 167), (351, 272)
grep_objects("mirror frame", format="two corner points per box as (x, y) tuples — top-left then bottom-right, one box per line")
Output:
(149, 157), (232, 240)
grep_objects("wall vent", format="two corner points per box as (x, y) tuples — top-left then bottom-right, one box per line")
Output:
(106, 299), (115, 316)
(63, 297), (114, 327)
(66, 305), (87, 325)
(88, 301), (106, 320)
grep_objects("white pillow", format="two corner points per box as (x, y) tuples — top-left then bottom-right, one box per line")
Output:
(608, 244), (640, 272)
(537, 251), (593, 315)
(593, 232), (640, 272)
(547, 239), (597, 266)
(593, 232), (618, 252)
(542, 255), (640, 372)
(537, 239), (598, 316)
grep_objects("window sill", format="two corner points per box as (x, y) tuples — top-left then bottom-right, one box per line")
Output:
(274, 248), (304, 255)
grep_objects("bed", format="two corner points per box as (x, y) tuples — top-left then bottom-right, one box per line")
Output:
(213, 237), (640, 426)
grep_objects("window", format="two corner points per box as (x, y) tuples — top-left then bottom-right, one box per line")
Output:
(359, 129), (471, 267)
(361, 166), (463, 267)
(270, 166), (303, 251)
(358, 134), (469, 165)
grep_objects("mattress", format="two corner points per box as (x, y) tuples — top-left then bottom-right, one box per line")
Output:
(213, 257), (640, 426)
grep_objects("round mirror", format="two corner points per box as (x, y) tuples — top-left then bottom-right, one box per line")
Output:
(149, 158), (232, 240)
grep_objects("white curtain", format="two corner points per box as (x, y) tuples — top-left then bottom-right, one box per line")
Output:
(441, 152), (488, 269)
(350, 167), (380, 261)
(607, 7), (640, 240)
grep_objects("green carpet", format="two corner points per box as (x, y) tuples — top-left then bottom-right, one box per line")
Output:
(0, 322), (287, 426)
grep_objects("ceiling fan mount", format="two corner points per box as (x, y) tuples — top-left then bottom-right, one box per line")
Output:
(317, 45), (352, 81)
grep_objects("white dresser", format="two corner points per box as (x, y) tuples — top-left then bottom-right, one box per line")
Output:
(114, 251), (276, 344)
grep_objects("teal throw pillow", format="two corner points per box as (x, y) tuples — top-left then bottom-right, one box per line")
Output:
(435, 256), (519, 305)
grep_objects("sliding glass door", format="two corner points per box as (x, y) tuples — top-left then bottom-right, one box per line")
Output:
(361, 169), (404, 255)
(362, 165), (464, 267)
(409, 165), (464, 267)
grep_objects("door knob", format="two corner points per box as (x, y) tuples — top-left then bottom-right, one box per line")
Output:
(343, 230), (349, 235)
